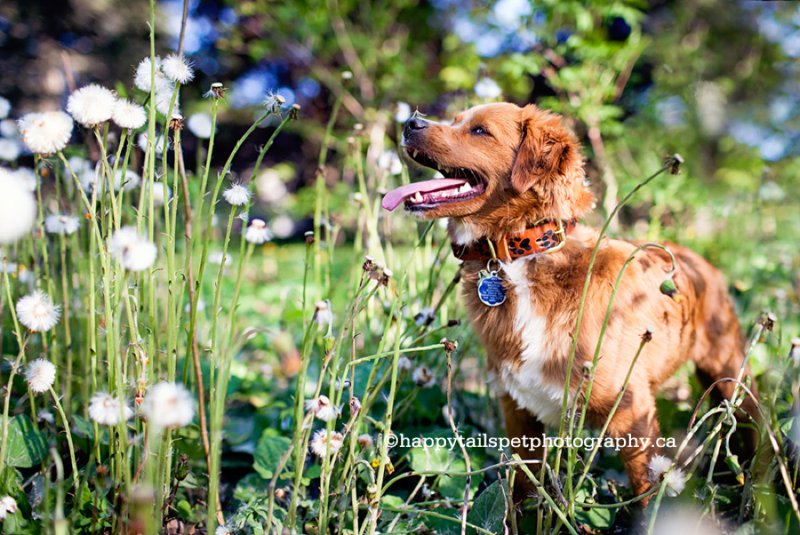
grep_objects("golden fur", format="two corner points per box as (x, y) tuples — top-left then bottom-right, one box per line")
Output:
(398, 102), (757, 501)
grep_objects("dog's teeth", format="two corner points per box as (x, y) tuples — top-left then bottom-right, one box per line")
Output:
(460, 183), (472, 192)
(413, 192), (423, 202)
(412, 150), (418, 158)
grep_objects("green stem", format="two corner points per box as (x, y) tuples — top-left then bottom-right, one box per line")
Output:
(50, 387), (80, 493)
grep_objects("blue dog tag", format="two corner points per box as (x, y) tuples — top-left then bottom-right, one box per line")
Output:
(477, 270), (506, 307)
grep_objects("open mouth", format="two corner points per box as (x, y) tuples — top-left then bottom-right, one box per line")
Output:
(381, 149), (486, 212)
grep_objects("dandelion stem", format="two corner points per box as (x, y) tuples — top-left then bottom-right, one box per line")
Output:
(50, 386), (80, 493)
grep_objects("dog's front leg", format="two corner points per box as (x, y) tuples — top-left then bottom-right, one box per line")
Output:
(500, 394), (546, 504)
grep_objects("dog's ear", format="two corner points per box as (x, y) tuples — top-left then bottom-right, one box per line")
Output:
(510, 105), (574, 194)
(510, 105), (593, 217)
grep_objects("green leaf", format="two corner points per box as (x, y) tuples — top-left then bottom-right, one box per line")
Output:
(2, 415), (48, 468)
(253, 429), (292, 480)
(381, 494), (405, 508)
(409, 441), (450, 472)
(176, 499), (193, 521)
(301, 463), (321, 486)
(423, 507), (461, 535)
(437, 458), (471, 500)
(409, 440), (481, 500)
(467, 481), (507, 534)
(575, 504), (615, 530)
(574, 488), (615, 530)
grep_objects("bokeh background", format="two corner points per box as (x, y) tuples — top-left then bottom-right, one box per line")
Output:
(2, 1), (798, 213)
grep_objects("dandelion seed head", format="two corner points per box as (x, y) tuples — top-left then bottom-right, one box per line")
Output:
(162, 54), (195, 84)
(67, 84), (117, 127)
(412, 365), (435, 388)
(310, 429), (344, 458)
(19, 111), (73, 155)
(791, 337), (800, 363)
(89, 393), (133, 426)
(663, 468), (687, 496)
(648, 454), (687, 497)
(648, 454), (673, 481)
(134, 56), (164, 92)
(112, 99), (147, 130)
(87, 164), (140, 193)
(25, 358), (56, 393)
(0, 496), (17, 520)
(114, 169), (141, 192)
(155, 89), (180, 116)
(67, 156), (91, 174)
(313, 300), (333, 329)
(141, 381), (195, 429)
(10, 167), (37, 192)
(244, 218), (272, 244)
(0, 118), (18, 138)
(187, 113), (213, 139)
(264, 92), (286, 113)
(0, 97), (10, 119)
(44, 214), (80, 235)
(137, 132), (166, 155)
(0, 138), (21, 161)
(0, 169), (37, 244)
(305, 395), (339, 422)
(38, 411), (54, 424)
(78, 169), (100, 194)
(357, 434), (374, 449)
(421, 483), (433, 499)
(205, 82), (226, 99)
(152, 182), (172, 207)
(16, 290), (60, 333)
(271, 215), (294, 239)
(398, 356), (413, 372)
(223, 184), (250, 206)
(109, 226), (157, 272)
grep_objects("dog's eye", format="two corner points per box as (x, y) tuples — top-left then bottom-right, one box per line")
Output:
(470, 126), (489, 136)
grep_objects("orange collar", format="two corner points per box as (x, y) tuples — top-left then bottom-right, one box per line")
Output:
(451, 219), (577, 262)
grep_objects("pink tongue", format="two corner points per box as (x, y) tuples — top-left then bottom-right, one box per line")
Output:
(381, 179), (468, 211)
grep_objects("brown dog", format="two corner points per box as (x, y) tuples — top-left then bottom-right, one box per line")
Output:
(382, 103), (756, 500)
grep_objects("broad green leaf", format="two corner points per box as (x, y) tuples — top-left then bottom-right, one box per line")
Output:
(423, 507), (461, 535)
(409, 441), (481, 500)
(575, 504), (615, 531)
(467, 481), (507, 534)
(253, 429), (292, 480)
(2, 415), (48, 468)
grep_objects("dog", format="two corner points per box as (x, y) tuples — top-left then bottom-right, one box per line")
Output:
(382, 102), (757, 501)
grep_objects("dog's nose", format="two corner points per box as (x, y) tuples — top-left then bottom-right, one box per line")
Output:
(404, 117), (429, 135)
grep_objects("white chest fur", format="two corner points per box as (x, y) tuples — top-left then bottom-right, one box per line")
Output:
(495, 258), (568, 428)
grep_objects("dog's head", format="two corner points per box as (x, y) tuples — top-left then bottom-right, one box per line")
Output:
(382, 103), (593, 233)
